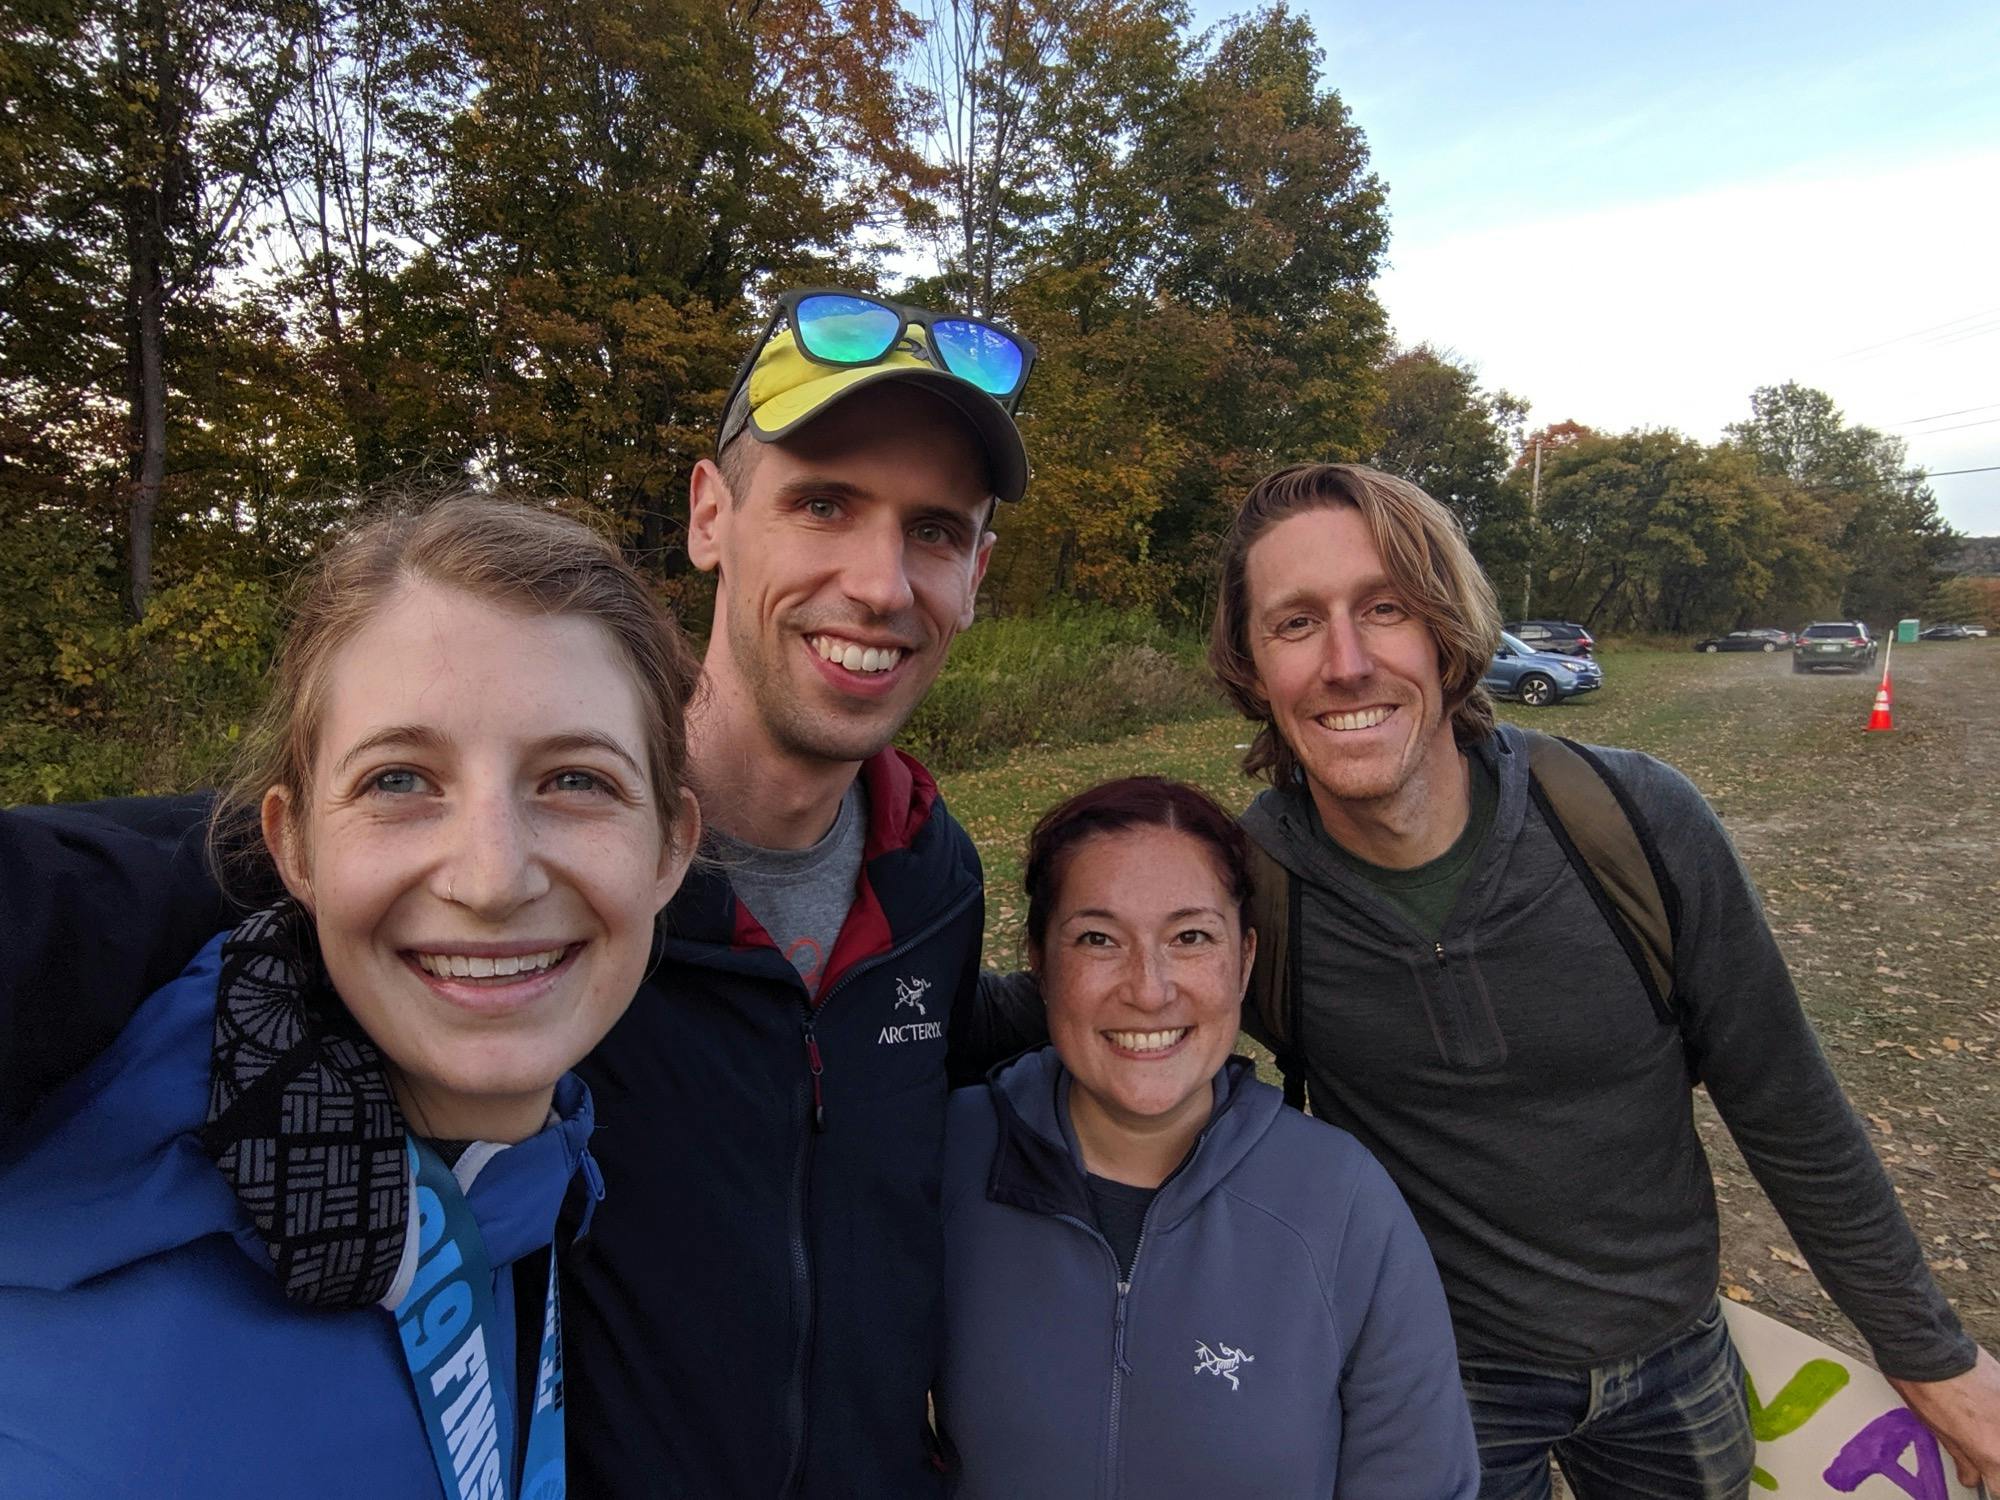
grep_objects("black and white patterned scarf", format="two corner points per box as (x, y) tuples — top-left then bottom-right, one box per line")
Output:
(196, 901), (411, 1309)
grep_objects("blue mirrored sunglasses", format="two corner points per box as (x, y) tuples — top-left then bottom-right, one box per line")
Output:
(761, 288), (1037, 410)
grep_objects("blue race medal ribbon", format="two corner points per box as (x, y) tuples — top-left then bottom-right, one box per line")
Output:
(395, 1137), (565, 1500)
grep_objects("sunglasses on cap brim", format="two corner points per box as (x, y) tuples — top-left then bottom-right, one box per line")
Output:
(730, 288), (1038, 413)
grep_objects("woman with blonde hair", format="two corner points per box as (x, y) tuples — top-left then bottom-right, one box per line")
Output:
(0, 496), (701, 1498)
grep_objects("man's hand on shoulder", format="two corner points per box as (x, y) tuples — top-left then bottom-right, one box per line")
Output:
(1888, 1345), (2000, 1490)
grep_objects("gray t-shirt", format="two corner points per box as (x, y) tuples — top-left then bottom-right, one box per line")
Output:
(710, 781), (867, 992)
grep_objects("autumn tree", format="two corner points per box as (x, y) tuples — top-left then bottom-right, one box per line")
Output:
(954, 2), (1389, 617)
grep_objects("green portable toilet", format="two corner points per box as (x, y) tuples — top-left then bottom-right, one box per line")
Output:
(1897, 618), (1919, 643)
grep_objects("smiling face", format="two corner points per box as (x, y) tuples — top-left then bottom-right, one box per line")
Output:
(689, 382), (996, 771)
(1038, 826), (1255, 1176)
(1243, 504), (1462, 826)
(262, 581), (697, 1143)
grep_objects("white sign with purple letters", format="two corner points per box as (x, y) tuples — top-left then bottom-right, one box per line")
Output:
(1723, 1301), (1985, 1498)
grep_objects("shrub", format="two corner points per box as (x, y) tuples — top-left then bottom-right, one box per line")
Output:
(901, 607), (1219, 772)
(0, 555), (281, 805)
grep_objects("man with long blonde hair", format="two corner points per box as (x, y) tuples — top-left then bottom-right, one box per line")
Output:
(1207, 461), (2000, 1498)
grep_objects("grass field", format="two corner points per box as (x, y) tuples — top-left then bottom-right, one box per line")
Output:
(944, 640), (2000, 1356)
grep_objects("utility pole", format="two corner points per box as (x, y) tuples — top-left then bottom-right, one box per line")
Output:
(1522, 438), (1541, 620)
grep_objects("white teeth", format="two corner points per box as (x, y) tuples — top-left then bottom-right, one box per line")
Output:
(415, 947), (567, 980)
(1318, 706), (1393, 732)
(1108, 1027), (1189, 1053)
(810, 635), (903, 674)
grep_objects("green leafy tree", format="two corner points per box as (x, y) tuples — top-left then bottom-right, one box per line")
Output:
(407, 0), (933, 559)
(1, 0), (301, 617)
(1728, 382), (1958, 624)
(1367, 344), (1528, 595)
(1531, 429), (1789, 633)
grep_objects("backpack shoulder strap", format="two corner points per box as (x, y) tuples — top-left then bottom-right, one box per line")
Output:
(1521, 730), (1681, 1030)
(1243, 838), (1307, 1110)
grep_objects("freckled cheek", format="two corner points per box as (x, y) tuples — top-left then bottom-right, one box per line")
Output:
(307, 831), (429, 939)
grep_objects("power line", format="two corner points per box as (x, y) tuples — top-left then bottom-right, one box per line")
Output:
(1894, 401), (2000, 427)
(1785, 463), (2000, 491)
(1906, 416), (2000, 436)
(1833, 305), (2000, 361)
(1924, 320), (2000, 351)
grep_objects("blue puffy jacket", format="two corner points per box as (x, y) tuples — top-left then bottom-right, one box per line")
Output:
(0, 935), (595, 1498)
(937, 1047), (1479, 1500)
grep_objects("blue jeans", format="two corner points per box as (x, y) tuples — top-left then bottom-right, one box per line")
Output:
(1460, 1300), (1757, 1500)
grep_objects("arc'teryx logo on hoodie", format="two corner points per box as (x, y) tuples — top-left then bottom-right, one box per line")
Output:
(1195, 1340), (1255, 1390)
(879, 974), (943, 1044)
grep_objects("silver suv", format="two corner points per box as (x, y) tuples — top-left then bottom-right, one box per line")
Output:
(1793, 622), (1877, 673)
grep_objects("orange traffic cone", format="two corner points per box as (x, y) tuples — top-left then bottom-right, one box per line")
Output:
(1865, 684), (1893, 731)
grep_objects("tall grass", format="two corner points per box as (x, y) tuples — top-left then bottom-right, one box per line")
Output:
(901, 607), (1221, 772)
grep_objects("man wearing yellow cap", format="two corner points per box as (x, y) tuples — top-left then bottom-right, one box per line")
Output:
(556, 290), (1037, 1496)
(0, 289), (1037, 1498)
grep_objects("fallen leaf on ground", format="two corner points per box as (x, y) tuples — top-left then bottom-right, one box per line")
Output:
(1770, 1246), (1810, 1271)
(1723, 1284), (1755, 1303)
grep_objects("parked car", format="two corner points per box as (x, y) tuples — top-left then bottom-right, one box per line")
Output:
(1502, 619), (1595, 657)
(1484, 631), (1604, 707)
(1694, 629), (1788, 654)
(1967, 625), (1991, 637)
(1792, 622), (1878, 673)
(1919, 623), (1974, 641)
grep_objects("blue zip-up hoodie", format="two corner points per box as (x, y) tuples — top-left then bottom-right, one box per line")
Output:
(938, 1047), (1479, 1500)
(1, 746), (983, 1498)
(0, 934), (595, 1497)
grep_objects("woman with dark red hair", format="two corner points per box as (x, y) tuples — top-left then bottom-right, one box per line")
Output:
(934, 776), (1477, 1498)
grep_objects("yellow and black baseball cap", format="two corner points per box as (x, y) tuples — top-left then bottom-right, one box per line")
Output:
(716, 292), (1033, 503)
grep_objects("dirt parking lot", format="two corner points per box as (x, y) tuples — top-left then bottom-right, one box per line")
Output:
(1683, 641), (2000, 1357)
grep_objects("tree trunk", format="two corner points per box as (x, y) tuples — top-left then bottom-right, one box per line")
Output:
(127, 253), (168, 621)
(120, 1), (174, 623)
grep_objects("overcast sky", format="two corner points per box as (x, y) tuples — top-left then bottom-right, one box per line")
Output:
(1188, 0), (2000, 533)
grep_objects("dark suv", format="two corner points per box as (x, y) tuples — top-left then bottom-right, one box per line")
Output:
(1793, 622), (1877, 673)
(1503, 620), (1595, 658)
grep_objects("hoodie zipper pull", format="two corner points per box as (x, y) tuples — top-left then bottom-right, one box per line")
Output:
(1434, 940), (1447, 969)
(1113, 1283), (1133, 1376)
(804, 1021), (827, 1132)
